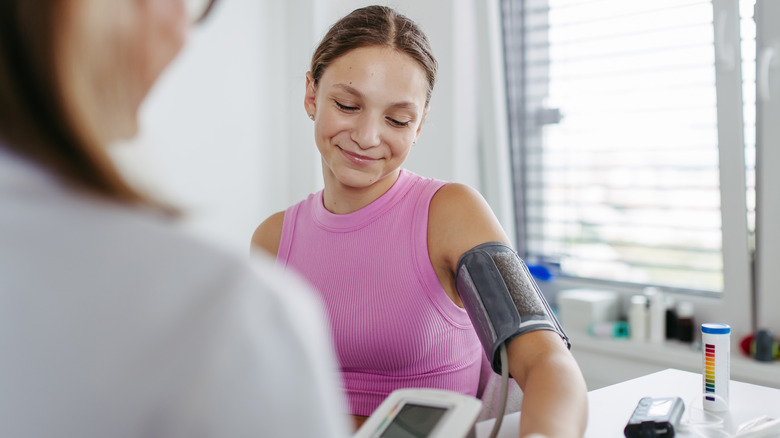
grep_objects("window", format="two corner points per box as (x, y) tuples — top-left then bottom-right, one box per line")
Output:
(501, 0), (755, 297)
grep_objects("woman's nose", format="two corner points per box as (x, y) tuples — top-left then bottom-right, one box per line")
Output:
(351, 114), (381, 149)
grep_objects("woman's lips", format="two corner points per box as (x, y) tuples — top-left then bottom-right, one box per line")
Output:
(340, 147), (378, 165)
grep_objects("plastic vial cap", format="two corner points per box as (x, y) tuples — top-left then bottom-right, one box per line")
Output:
(677, 301), (694, 318)
(701, 323), (731, 334)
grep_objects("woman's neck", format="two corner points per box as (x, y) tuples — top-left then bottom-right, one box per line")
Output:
(321, 168), (401, 214)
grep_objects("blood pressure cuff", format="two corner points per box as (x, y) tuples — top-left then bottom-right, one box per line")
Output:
(455, 242), (570, 375)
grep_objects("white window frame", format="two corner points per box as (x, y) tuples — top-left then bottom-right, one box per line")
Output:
(755, 0), (780, 335)
(479, 0), (762, 340)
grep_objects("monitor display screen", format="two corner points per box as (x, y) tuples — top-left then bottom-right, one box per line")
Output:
(379, 403), (448, 438)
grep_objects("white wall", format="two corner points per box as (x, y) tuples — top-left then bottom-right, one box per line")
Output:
(113, 0), (274, 253)
(116, 0), (514, 254)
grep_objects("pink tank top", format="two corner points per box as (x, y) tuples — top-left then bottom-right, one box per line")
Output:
(277, 169), (483, 416)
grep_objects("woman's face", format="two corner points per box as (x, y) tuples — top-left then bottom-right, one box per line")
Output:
(58, 0), (190, 145)
(305, 46), (430, 194)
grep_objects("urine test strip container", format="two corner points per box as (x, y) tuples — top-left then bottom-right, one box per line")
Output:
(702, 323), (731, 411)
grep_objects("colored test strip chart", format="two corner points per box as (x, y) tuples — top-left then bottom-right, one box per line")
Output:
(704, 343), (716, 401)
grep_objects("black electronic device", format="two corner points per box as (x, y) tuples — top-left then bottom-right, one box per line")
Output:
(624, 397), (685, 438)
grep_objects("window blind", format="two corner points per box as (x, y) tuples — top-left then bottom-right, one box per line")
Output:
(501, 0), (755, 293)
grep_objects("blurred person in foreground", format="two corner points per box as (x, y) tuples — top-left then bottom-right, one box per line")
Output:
(0, 1), (350, 436)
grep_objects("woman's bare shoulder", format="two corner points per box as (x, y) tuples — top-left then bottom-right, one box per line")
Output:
(251, 211), (285, 257)
(428, 183), (511, 270)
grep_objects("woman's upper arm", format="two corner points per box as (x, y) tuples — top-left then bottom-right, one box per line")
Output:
(251, 211), (285, 257)
(428, 183), (512, 273)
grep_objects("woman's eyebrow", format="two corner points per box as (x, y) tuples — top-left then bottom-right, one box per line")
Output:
(333, 83), (362, 97)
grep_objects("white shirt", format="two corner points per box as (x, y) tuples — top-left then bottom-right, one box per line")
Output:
(0, 148), (351, 437)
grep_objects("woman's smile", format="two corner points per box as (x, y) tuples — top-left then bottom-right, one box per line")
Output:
(339, 146), (380, 165)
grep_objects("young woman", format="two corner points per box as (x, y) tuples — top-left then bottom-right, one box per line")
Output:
(252, 5), (588, 437)
(0, 1), (349, 436)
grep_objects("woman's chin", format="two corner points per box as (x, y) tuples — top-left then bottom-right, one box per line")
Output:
(335, 173), (377, 190)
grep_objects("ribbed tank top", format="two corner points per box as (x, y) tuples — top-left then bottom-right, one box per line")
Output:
(277, 169), (483, 416)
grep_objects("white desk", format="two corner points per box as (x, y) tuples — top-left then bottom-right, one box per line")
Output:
(475, 368), (780, 437)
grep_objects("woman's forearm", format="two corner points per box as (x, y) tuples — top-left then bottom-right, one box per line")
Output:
(507, 332), (588, 438)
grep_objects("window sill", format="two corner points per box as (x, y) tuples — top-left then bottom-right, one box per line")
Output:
(568, 331), (780, 390)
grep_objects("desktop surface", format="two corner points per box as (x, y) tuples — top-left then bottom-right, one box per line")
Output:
(475, 368), (780, 437)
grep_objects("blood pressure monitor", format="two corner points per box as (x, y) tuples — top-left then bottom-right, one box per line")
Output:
(624, 397), (685, 438)
(353, 388), (483, 438)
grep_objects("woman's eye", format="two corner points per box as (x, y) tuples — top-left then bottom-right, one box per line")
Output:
(335, 101), (358, 111)
(387, 117), (410, 127)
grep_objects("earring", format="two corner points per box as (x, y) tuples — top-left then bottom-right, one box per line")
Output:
(308, 114), (314, 120)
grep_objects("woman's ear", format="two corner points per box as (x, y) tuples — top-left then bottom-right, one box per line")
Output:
(414, 105), (430, 141)
(304, 72), (317, 119)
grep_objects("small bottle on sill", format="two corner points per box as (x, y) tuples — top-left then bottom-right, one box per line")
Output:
(665, 296), (678, 340)
(629, 295), (648, 342)
(676, 301), (695, 343)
